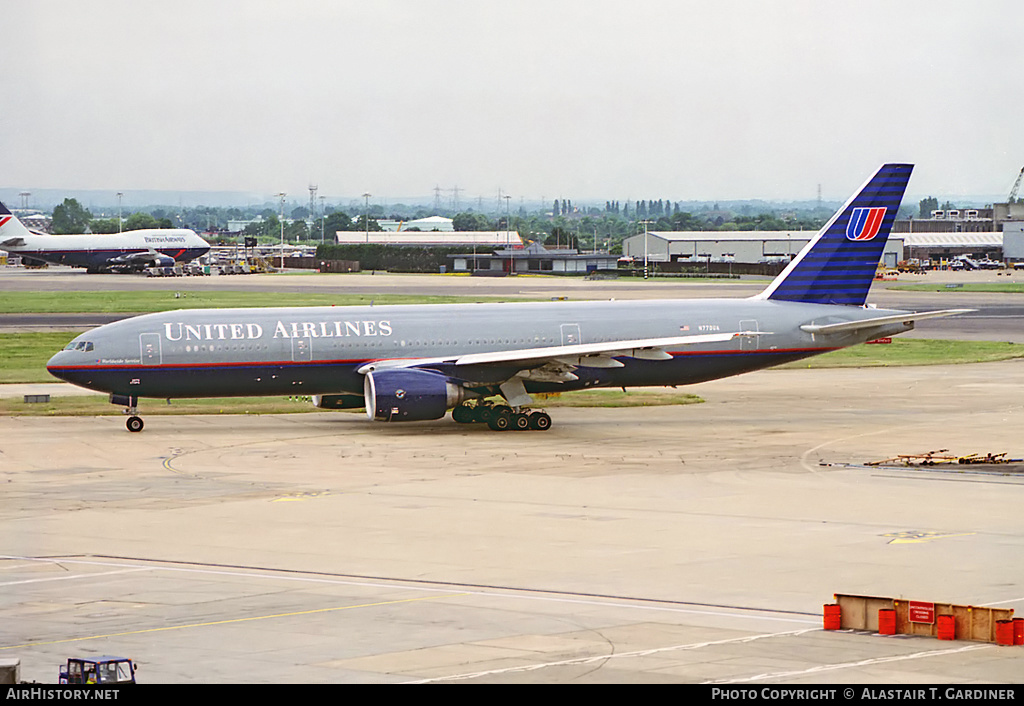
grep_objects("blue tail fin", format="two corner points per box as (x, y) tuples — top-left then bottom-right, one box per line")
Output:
(760, 163), (912, 306)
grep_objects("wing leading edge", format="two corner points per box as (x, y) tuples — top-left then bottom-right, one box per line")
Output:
(357, 331), (757, 375)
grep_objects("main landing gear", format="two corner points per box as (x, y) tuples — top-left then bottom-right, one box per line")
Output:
(110, 394), (144, 432)
(452, 402), (552, 431)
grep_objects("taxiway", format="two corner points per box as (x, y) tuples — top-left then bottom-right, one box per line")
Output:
(1, 268), (1022, 683)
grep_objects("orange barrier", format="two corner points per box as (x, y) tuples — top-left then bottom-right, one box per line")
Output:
(1014, 618), (1024, 646)
(879, 608), (896, 635)
(996, 620), (1015, 646)
(832, 594), (1016, 644)
(823, 604), (841, 630)
(937, 614), (956, 641)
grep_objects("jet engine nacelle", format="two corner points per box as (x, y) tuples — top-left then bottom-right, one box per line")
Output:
(364, 369), (470, 422)
(152, 255), (175, 268)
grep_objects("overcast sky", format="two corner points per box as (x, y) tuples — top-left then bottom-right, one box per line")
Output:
(4, 0), (1023, 206)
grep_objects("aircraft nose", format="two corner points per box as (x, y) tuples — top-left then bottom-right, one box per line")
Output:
(47, 350), (73, 382)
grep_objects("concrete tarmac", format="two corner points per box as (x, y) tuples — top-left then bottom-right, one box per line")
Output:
(2, 360), (1024, 683)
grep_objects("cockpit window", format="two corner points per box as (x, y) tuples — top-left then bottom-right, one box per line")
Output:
(64, 341), (94, 352)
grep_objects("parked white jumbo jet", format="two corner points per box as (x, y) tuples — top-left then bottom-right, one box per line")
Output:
(0, 202), (210, 273)
(48, 164), (970, 432)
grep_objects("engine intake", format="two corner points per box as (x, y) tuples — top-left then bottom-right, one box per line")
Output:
(364, 369), (470, 422)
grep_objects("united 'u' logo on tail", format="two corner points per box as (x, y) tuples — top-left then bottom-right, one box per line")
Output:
(759, 163), (912, 307)
(846, 207), (886, 241)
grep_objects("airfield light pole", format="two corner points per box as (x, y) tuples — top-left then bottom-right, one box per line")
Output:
(276, 192), (286, 269)
(116, 193), (123, 233)
(319, 195), (326, 244)
(504, 194), (512, 275)
(363, 192), (371, 244)
(641, 219), (652, 279)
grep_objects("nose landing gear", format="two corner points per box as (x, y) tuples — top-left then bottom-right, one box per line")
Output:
(110, 394), (144, 432)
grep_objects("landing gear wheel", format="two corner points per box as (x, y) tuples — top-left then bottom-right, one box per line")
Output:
(488, 411), (512, 431)
(512, 413), (531, 431)
(452, 405), (473, 424)
(529, 412), (552, 431)
(126, 416), (144, 433)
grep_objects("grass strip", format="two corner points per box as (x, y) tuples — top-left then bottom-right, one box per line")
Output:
(889, 282), (1024, 294)
(0, 291), (532, 314)
(777, 338), (1024, 368)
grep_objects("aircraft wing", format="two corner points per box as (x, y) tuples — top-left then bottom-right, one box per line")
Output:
(357, 331), (761, 407)
(358, 331), (756, 375)
(799, 309), (974, 334)
(107, 248), (166, 265)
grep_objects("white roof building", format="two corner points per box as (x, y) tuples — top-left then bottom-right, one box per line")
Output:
(403, 215), (454, 232)
(902, 233), (1002, 248)
(377, 216), (455, 232)
(335, 230), (522, 247)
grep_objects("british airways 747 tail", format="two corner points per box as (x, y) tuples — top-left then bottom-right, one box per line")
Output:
(47, 164), (969, 432)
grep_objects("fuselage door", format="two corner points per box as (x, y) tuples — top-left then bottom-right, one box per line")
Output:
(738, 320), (759, 351)
(140, 333), (162, 365)
(560, 323), (581, 346)
(292, 336), (312, 362)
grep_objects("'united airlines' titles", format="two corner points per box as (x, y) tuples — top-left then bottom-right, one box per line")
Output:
(162, 320), (393, 342)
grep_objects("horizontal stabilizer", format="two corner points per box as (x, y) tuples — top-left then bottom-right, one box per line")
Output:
(1, 237), (26, 247)
(800, 309), (974, 334)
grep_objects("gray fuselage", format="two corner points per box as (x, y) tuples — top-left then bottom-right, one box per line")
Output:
(47, 297), (913, 400)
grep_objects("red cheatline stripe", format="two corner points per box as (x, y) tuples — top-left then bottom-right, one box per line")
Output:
(47, 347), (840, 374)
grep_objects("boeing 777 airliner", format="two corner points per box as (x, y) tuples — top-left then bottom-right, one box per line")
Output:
(46, 164), (968, 432)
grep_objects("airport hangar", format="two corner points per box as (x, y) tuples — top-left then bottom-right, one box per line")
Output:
(622, 230), (905, 268)
(621, 203), (1024, 267)
(622, 227), (1018, 267)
